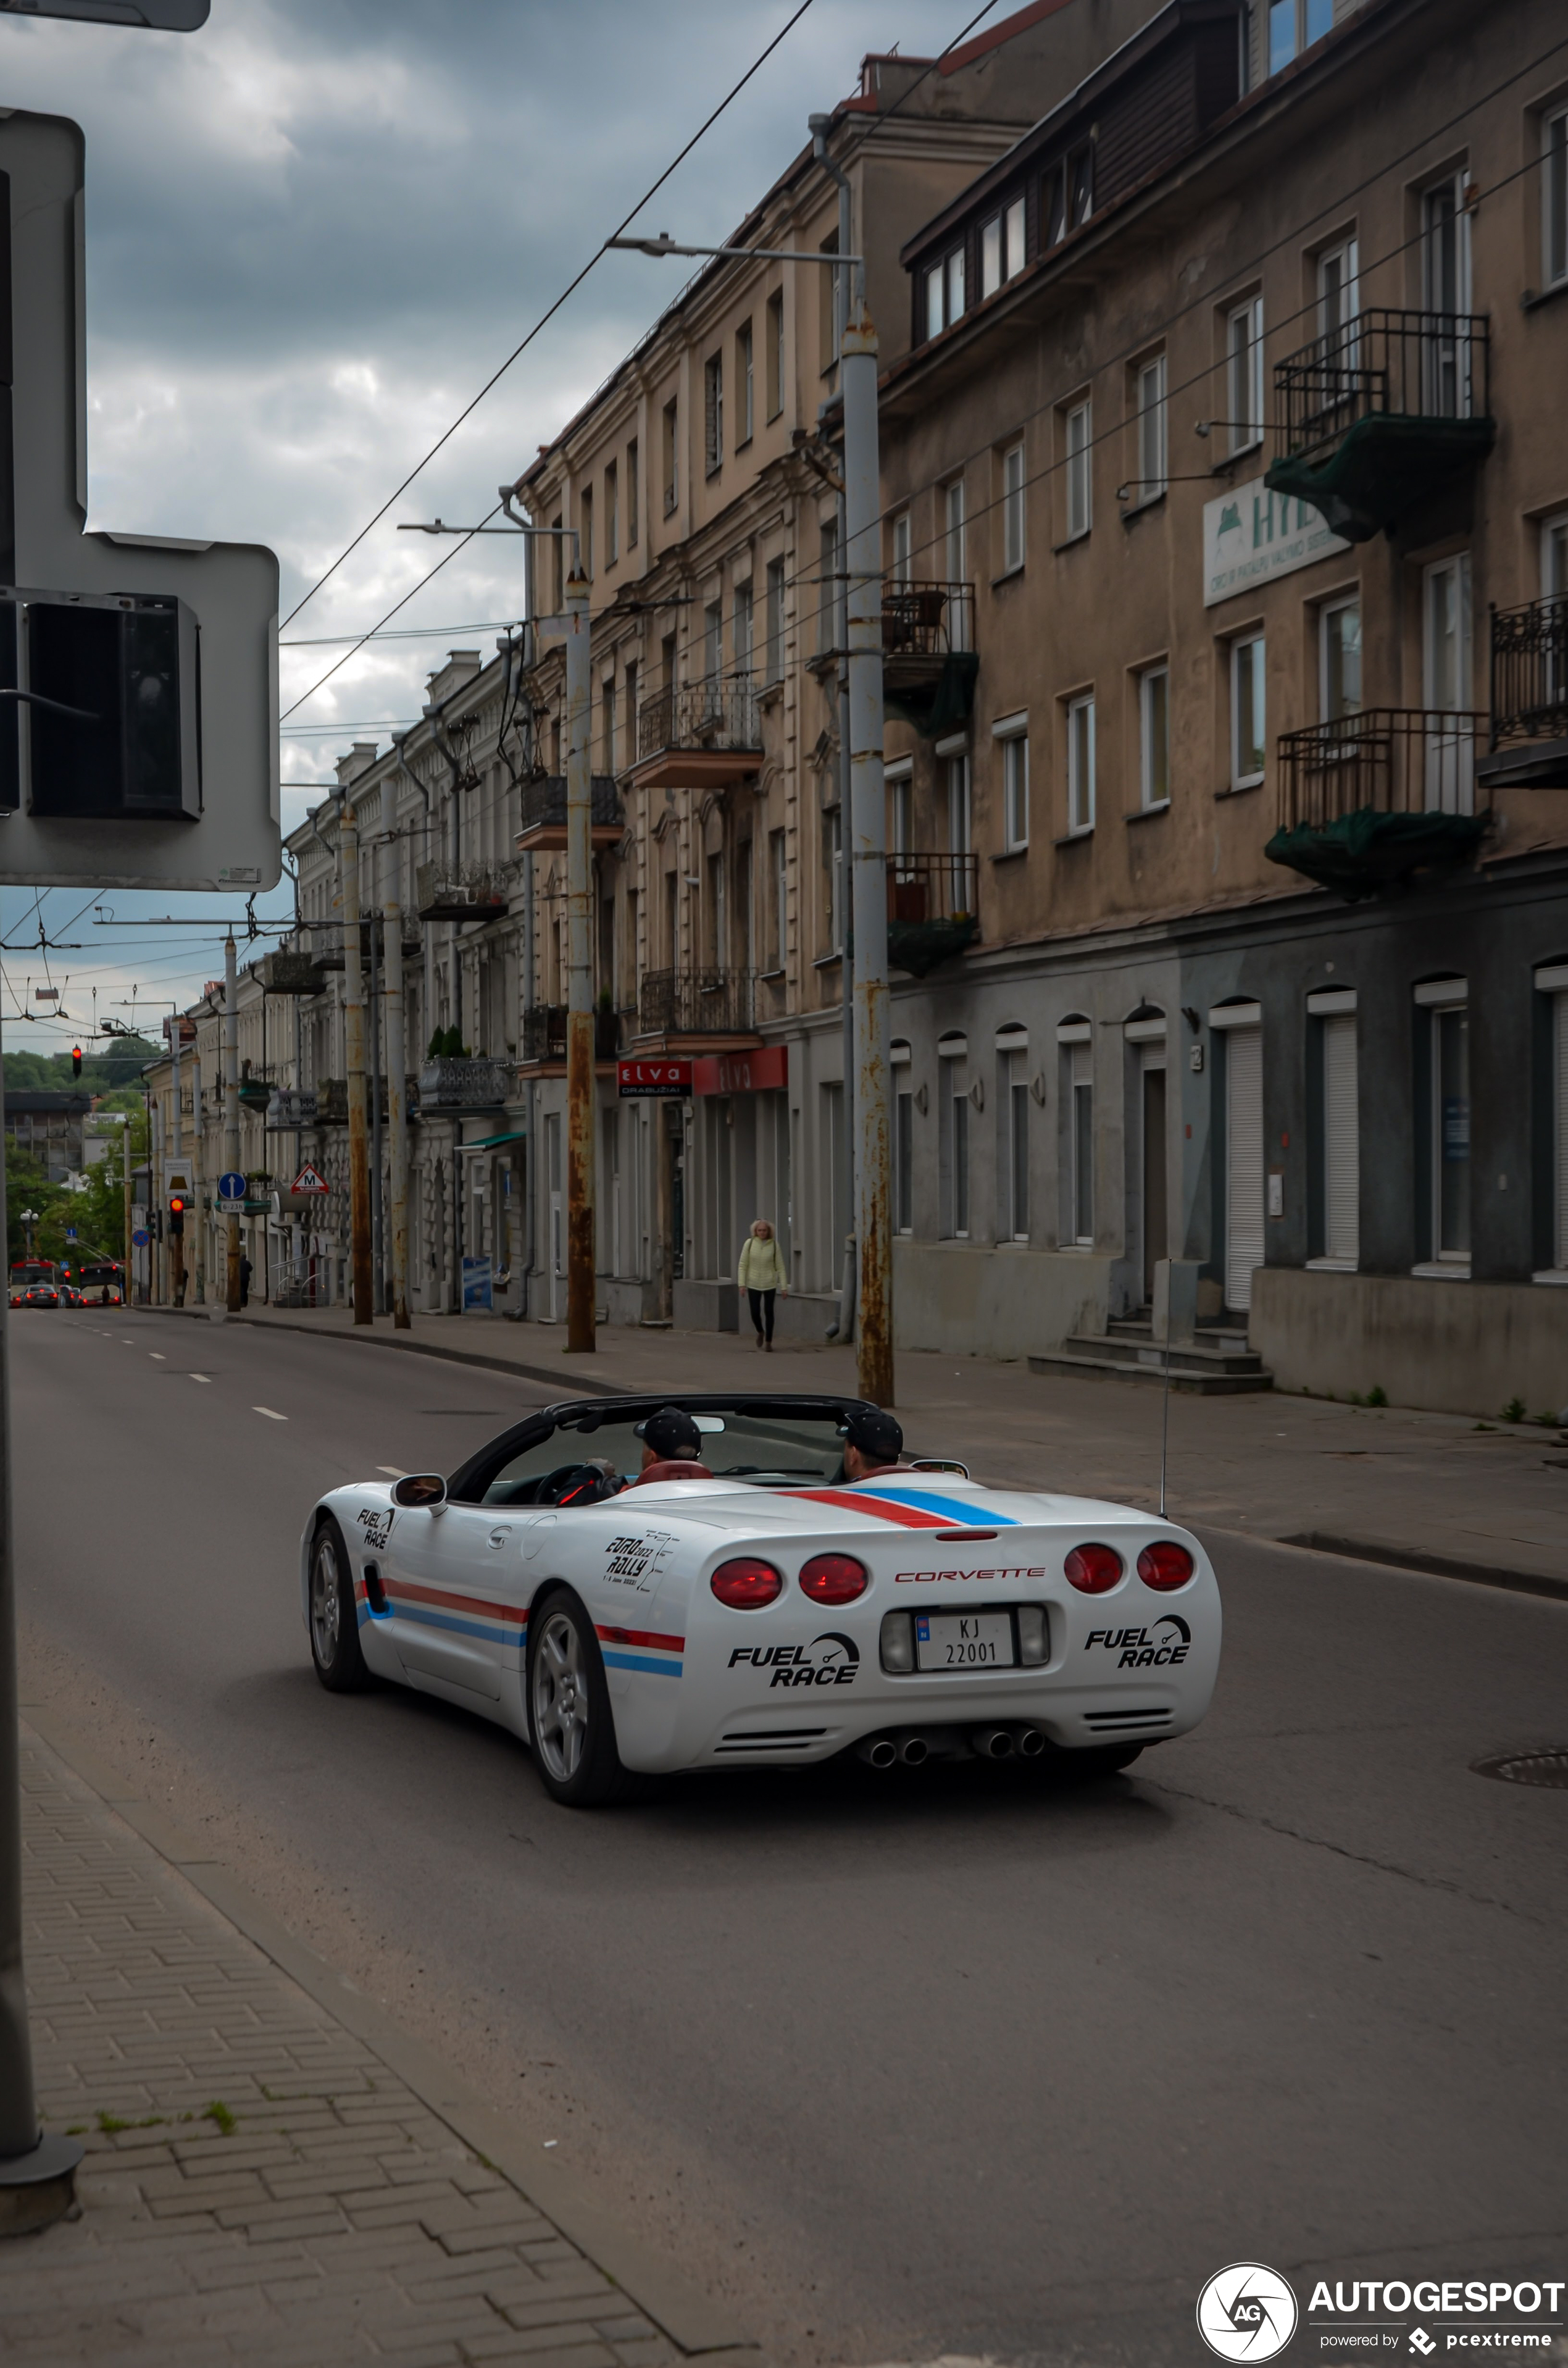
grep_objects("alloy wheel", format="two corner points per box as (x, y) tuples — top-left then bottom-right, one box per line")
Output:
(311, 1533), (342, 1667)
(532, 1608), (588, 1781)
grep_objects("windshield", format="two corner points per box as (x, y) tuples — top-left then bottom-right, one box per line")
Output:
(479, 1407), (850, 1505)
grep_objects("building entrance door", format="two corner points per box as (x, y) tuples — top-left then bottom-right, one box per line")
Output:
(1141, 1060), (1167, 1306)
(1225, 1024), (1264, 1313)
(544, 1111), (562, 1321)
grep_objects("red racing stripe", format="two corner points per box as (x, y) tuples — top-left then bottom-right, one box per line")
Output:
(383, 1577), (529, 1625)
(596, 1624), (685, 1652)
(792, 1488), (954, 1528)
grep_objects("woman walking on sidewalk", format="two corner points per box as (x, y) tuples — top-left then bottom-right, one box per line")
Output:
(737, 1218), (787, 1350)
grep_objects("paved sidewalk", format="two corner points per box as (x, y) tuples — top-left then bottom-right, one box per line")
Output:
(156, 1300), (1568, 1595)
(2, 1722), (756, 2368)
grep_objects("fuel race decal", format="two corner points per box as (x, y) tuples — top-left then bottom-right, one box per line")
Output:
(356, 1505), (394, 1551)
(729, 1633), (860, 1689)
(1085, 1614), (1191, 1667)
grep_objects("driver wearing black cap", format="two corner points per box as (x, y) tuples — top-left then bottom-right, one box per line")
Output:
(630, 1406), (714, 1487)
(838, 1406), (904, 1483)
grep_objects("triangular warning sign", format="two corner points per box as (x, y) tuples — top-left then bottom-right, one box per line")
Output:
(291, 1163), (330, 1194)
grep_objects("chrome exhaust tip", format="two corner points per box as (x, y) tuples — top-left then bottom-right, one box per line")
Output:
(972, 1725), (1015, 1760)
(1015, 1725), (1046, 1758)
(858, 1736), (898, 1770)
(898, 1733), (930, 1767)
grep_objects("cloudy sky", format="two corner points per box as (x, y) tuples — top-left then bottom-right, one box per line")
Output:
(0, 0), (991, 1052)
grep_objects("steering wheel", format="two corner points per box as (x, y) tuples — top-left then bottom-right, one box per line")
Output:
(535, 1462), (619, 1507)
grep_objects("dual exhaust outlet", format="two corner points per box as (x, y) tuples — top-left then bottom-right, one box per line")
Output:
(857, 1724), (1047, 1770)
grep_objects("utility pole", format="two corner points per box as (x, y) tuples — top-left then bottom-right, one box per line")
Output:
(383, 900), (411, 1329)
(563, 558), (595, 1354)
(122, 1114), (131, 1294)
(223, 938), (241, 1312)
(339, 801), (373, 1324)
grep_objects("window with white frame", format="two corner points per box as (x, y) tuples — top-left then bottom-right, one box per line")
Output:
(1317, 237), (1360, 347)
(1067, 695), (1096, 833)
(1064, 399), (1091, 540)
(1139, 666), (1170, 808)
(769, 827), (786, 968)
(1004, 1042), (1030, 1239)
(1416, 980), (1470, 1268)
(925, 245), (967, 339)
(946, 751), (972, 854)
(604, 461), (619, 567)
(736, 319), (754, 446)
(942, 1053), (970, 1238)
(1001, 443), (1026, 572)
(765, 556), (785, 684)
(1543, 513), (1568, 709)
(887, 761), (912, 860)
(1227, 296), (1264, 453)
(1269, 0), (1332, 74)
(823, 807), (843, 953)
(891, 512), (911, 589)
(1066, 1035), (1094, 1245)
(892, 1044), (914, 1234)
(1135, 354), (1167, 502)
(1231, 634), (1266, 789)
(945, 477), (967, 584)
(766, 290), (785, 419)
(1545, 106), (1568, 292)
(704, 352), (723, 475)
(732, 580), (754, 684)
(980, 196), (1027, 299)
(998, 724), (1028, 849)
(1320, 596), (1362, 721)
(1308, 992), (1359, 1268)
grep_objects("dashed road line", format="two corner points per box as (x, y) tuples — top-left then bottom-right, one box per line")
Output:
(377, 1465), (407, 1478)
(189, 1373), (212, 1384)
(253, 1407), (287, 1421)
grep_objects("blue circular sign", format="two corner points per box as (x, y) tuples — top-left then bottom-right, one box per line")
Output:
(217, 1171), (246, 1200)
(131, 1228), (150, 1247)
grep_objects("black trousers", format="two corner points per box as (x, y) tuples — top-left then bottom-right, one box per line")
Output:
(748, 1287), (775, 1342)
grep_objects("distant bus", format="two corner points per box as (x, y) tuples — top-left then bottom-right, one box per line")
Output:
(10, 1261), (57, 1289)
(77, 1260), (124, 1302)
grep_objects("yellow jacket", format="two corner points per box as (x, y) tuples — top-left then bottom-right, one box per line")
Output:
(736, 1234), (787, 1292)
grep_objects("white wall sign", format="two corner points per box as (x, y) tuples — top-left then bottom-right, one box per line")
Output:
(1203, 476), (1349, 608)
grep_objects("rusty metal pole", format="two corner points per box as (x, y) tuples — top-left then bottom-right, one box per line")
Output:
(340, 803), (374, 1324)
(383, 900), (411, 1330)
(563, 559), (595, 1353)
(842, 294), (893, 1408)
(223, 937), (242, 1313)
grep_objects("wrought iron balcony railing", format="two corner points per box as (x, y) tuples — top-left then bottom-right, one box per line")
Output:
(1490, 594), (1568, 748)
(882, 580), (975, 658)
(1273, 308), (1490, 461)
(635, 686), (762, 767)
(1275, 709), (1488, 829)
(516, 774), (623, 842)
(415, 860), (514, 922)
(885, 851), (980, 976)
(520, 1006), (621, 1063)
(638, 969), (756, 1037)
(415, 1056), (515, 1110)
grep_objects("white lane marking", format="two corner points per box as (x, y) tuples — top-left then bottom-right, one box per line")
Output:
(253, 1407), (287, 1421)
(189, 1373), (212, 1384)
(377, 1465), (407, 1478)
(149, 1352), (165, 1361)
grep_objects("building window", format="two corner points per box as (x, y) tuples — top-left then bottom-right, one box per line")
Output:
(706, 850), (727, 968)
(888, 765), (912, 858)
(703, 599), (722, 698)
(766, 290), (785, 418)
(891, 511), (911, 589)
(925, 246), (967, 340)
(600, 678), (616, 773)
(946, 752), (972, 854)
(1006, 1046), (1030, 1240)
(551, 514), (564, 609)
(820, 228), (840, 370)
(1067, 695), (1095, 834)
(818, 517), (841, 655)
(603, 462), (618, 567)
(1423, 992), (1470, 1266)
(999, 729), (1028, 850)
(1545, 106), (1568, 291)
(625, 439), (639, 547)
(1546, 975), (1568, 1273)
(1064, 399), (1091, 540)
(980, 196), (1027, 299)
(662, 398), (678, 514)
(579, 488), (593, 579)
(1320, 597), (1362, 721)
(1311, 1003), (1359, 1266)
(733, 579), (754, 684)
(736, 319), (754, 446)
(1544, 509), (1568, 599)
(1227, 296), (1264, 454)
(944, 477), (966, 586)
(823, 807), (843, 953)
(1044, 147), (1092, 247)
(1269, 0), (1331, 73)
(1135, 353), (1167, 503)
(1069, 1041), (1093, 1245)
(893, 1062), (914, 1234)
(1139, 666), (1169, 808)
(941, 1055), (970, 1239)
(704, 352), (724, 475)
(765, 556), (785, 683)
(1231, 634), (1266, 789)
(1423, 173), (1474, 414)
(1317, 236), (1360, 344)
(1001, 441), (1026, 573)
(769, 827), (786, 968)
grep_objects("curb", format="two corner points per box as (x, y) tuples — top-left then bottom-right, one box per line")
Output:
(20, 1705), (759, 2363)
(1275, 1531), (1568, 1604)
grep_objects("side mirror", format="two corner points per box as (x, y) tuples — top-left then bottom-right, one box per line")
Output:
(909, 1457), (970, 1479)
(392, 1473), (447, 1510)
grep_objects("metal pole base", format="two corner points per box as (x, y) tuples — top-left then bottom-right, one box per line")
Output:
(0, 2132), (83, 2237)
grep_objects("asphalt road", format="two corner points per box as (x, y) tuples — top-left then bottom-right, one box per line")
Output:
(12, 1310), (1568, 2367)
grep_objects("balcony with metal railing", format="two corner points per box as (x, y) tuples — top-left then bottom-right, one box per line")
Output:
(627, 686), (763, 792)
(514, 774), (624, 853)
(1266, 708), (1491, 895)
(636, 969), (759, 1045)
(1478, 595), (1568, 790)
(415, 859), (515, 923)
(1266, 309), (1494, 542)
(415, 1055), (515, 1111)
(881, 582), (978, 739)
(518, 1005), (622, 1068)
(885, 851), (980, 975)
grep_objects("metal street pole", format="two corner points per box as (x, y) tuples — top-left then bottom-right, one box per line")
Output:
(383, 900), (411, 1329)
(223, 937), (241, 1312)
(563, 561), (595, 1353)
(170, 1021), (185, 1305)
(339, 801), (373, 1325)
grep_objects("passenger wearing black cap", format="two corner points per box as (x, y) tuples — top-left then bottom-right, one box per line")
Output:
(630, 1406), (714, 1487)
(839, 1406), (904, 1483)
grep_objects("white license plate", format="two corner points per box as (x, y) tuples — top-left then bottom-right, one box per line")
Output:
(914, 1612), (1014, 1671)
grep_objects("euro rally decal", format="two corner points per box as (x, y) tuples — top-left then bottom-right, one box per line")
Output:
(730, 1633), (860, 1689)
(356, 1505), (393, 1552)
(1085, 1614), (1191, 1667)
(602, 1529), (676, 1591)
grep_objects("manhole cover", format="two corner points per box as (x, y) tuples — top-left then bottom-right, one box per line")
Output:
(1472, 1749), (1568, 1789)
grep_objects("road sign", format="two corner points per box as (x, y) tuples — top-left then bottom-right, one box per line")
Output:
(217, 1171), (246, 1202)
(131, 1228), (149, 1247)
(0, 111), (278, 890)
(64, 1227), (77, 1240)
(291, 1163), (329, 1195)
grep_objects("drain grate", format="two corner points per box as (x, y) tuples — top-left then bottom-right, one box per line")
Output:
(1472, 1749), (1568, 1789)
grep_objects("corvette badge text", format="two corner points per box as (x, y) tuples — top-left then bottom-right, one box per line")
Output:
(729, 1634), (860, 1688)
(1198, 2264), (1564, 2359)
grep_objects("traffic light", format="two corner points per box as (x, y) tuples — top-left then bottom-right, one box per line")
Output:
(70, 1045), (81, 1079)
(167, 1194), (186, 1237)
(0, 592), (201, 821)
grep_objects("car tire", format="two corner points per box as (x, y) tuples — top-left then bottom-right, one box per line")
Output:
(526, 1588), (626, 1807)
(308, 1517), (373, 1694)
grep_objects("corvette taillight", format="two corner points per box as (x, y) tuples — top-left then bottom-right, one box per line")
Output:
(799, 1553), (868, 1605)
(1137, 1541), (1195, 1591)
(1064, 1542), (1124, 1594)
(711, 1557), (783, 1610)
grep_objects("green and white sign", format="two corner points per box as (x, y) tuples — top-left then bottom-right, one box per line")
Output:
(1203, 475), (1349, 607)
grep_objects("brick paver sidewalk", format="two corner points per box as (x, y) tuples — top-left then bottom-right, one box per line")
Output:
(2, 1727), (744, 2368)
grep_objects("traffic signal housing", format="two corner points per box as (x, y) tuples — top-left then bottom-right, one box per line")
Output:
(0, 590), (201, 822)
(70, 1045), (81, 1079)
(167, 1194), (186, 1237)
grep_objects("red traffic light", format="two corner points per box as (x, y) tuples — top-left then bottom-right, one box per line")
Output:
(168, 1195), (186, 1216)
(70, 1045), (82, 1078)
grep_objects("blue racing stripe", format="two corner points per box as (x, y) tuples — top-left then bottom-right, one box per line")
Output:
(855, 1487), (1019, 1526)
(602, 1649), (683, 1678)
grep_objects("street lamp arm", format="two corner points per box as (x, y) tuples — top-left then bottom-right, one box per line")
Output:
(603, 233), (864, 268)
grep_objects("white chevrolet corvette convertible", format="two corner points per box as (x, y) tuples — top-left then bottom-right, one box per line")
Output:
(301, 1392), (1220, 1805)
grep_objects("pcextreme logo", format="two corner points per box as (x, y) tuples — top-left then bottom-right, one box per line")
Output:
(1198, 2264), (1300, 2361)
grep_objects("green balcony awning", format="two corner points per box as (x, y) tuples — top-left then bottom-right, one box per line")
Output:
(1265, 806), (1489, 899)
(1266, 412), (1495, 543)
(458, 1128), (528, 1153)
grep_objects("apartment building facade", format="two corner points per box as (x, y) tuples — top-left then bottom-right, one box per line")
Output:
(870, 0), (1568, 1410)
